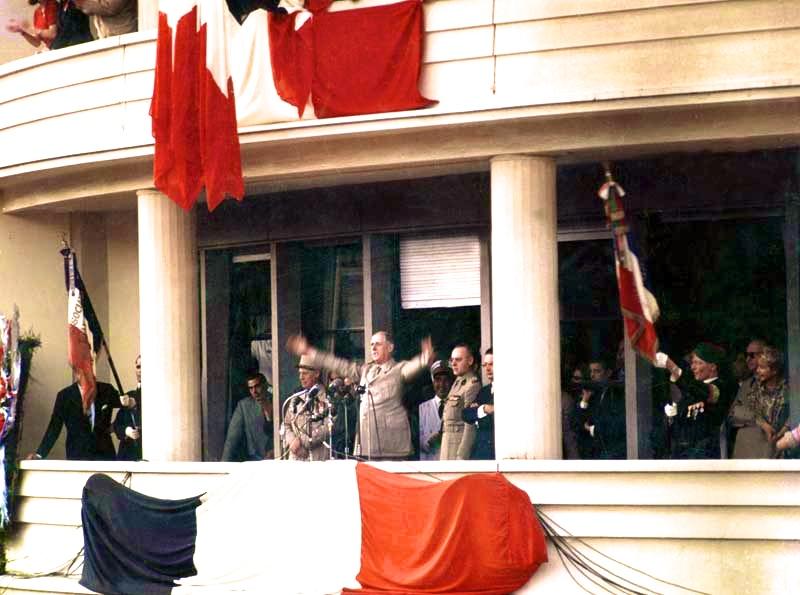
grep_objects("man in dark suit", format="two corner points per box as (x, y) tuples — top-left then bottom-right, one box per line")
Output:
(32, 367), (122, 461)
(463, 347), (494, 460)
(577, 356), (627, 459)
(114, 355), (142, 461)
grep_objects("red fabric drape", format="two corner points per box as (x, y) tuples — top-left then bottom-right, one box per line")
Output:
(345, 463), (547, 595)
(151, 7), (243, 212)
(268, 11), (314, 117)
(269, 0), (436, 119)
(152, 9), (203, 210)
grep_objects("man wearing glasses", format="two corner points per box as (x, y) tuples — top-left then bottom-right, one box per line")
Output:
(440, 344), (480, 460)
(221, 372), (275, 461)
(725, 338), (767, 457)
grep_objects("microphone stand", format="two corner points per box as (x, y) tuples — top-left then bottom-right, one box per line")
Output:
(343, 390), (351, 459)
(326, 394), (334, 461)
(305, 387), (316, 462)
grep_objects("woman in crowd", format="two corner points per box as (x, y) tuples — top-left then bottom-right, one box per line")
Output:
(5, 0), (58, 51)
(729, 346), (789, 458)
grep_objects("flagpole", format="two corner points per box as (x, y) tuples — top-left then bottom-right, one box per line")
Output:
(60, 242), (126, 399)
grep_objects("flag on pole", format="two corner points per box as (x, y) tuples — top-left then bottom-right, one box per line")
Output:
(598, 168), (660, 363)
(64, 250), (97, 414)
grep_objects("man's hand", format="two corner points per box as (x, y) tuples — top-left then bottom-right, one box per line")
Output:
(25, 452), (41, 460)
(483, 404), (494, 415)
(420, 336), (434, 365)
(287, 334), (309, 356)
(426, 432), (441, 450)
(758, 420), (775, 442)
(124, 426), (140, 440)
(580, 389), (592, 404)
(289, 437), (307, 458)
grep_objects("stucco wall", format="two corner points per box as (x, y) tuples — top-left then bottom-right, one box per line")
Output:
(0, 210), (71, 458)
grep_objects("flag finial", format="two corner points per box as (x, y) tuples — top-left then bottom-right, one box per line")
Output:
(602, 162), (614, 183)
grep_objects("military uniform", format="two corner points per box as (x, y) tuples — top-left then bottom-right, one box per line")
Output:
(282, 385), (331, 461)
(307, 351), (428, 459)
(440, 371), (480, 460)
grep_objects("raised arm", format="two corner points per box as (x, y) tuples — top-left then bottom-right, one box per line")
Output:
(287, 334), (363, 380)
(400, 336), (434, 383)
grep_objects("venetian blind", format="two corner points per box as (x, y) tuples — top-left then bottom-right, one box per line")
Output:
(399, 234), (481, 309)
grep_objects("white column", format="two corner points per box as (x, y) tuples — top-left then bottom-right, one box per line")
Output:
(137, 189), (201, 461)
(491, 155), (561, 459)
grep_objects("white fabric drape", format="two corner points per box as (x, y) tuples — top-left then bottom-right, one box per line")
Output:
(173, 460), (362, 594)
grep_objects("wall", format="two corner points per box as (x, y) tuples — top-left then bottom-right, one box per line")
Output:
(0, 0), (39, 65)
(106, 209), (140, 390)
(0, 210), (71, 458)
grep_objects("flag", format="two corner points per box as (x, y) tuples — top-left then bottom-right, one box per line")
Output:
(151, 0), (435, 211)
(63, 249), (97, 413)
(151, 0), (245, 212)
(79, 462), (547, 595)
(599, 173), (660, 363)
(269, 0), (436, 119)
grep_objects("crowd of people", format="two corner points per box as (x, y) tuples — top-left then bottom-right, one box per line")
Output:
(219, 331), (496, 462)
(28, 332), (797, 464)
(5, 0), (136, 53)
(562, 337), (796, 460)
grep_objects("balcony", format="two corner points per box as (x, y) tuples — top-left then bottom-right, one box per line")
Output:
(1, 0), (799, 212)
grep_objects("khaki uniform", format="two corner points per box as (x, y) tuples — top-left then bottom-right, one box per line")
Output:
(440, 372), (480, 460)
(282, 386), (331, 461)
(308, 351), (427, 459)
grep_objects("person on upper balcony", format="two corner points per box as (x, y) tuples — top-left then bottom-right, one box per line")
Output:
(5, 0), (58, 52)
(74, 0), (136, 39)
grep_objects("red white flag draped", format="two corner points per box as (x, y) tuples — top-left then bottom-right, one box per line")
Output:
(151, 0), (434, 212)
(598, 173), (660, 363)
(151, 0), (244, 212)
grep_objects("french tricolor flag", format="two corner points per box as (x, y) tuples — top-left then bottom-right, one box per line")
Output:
(150, 0), (435, 213)
(80, 462), (547, 594)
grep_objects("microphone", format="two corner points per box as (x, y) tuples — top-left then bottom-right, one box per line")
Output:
(328, 378), (344, 393)
(305, 385), (320, 412)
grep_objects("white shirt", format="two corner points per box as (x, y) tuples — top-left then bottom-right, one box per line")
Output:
(418, 396), (442, 461)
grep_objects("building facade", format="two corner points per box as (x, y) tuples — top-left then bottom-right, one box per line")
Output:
(1, 1), (799, 592)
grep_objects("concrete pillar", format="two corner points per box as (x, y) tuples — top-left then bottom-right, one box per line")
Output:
(491, 155), (561, 459)
(137, 189), (201, 461)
